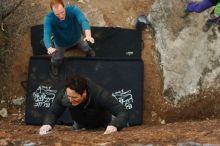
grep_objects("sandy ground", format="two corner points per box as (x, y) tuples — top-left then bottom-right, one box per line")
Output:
(1, 117), (220, 145)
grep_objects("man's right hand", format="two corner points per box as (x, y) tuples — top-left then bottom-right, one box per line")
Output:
(104, 125), (117, 134)
(47, 47), (56, 55)
(39, 125), (52, 135)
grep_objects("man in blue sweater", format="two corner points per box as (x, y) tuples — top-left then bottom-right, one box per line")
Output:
(44, 0), (95, 77)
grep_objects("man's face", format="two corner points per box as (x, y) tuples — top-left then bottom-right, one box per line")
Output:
(66, 88), (87, 106)
(52, 4), (66, 21)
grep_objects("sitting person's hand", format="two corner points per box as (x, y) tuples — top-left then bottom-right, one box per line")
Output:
(47, 47), (56, 55)
(104, 125), (117, 135)
(84, 36), (95, 44)
(39, 124), (52, 135)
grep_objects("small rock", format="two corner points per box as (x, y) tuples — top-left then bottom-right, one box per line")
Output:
(145, 29), (150, 32)
(151, 111), (157, 122)
(177, 142), (201, 146)
(23, 142), (36, 146)
(54, 142), (62, 146)
(97, 142), (110, 146)
(1, 100), (5, 104)
(0, 108), (8, 118)
(151, 111), (157, 118)
(147, 35), (153, 40)
(31, 3), (35, 7)
(78, 0), (85, 4)
(126, 16), (135, 26)
(161, 120), (166, 125)
(17, 115), (23, 120)
(12, 113), (19, 116)
(12, 97), (24, 106)
(0, 139), (8, 146)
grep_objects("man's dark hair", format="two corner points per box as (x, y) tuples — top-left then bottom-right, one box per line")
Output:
(65, 75), (87, 95)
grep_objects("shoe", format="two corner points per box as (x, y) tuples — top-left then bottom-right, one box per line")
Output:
(202, 21), (213, 32)
(86, 49), (96, 57)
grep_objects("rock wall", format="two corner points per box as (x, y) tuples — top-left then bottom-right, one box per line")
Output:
(148, 0), (220, 103)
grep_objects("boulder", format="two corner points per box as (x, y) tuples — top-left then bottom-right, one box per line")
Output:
(148, 0), (220, 102)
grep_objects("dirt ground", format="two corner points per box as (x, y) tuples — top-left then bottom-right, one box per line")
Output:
(1, 118), (220, 145)
(1, 0), (220, 145)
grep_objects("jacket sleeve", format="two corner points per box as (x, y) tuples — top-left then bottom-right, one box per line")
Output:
(94, 84), (129, 131)
(71, 6), (90, 30)
(43, 91), (66, 127)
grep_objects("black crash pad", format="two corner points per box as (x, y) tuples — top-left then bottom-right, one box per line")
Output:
(25, 56), (143, 126)
(31, 25), (143, 59)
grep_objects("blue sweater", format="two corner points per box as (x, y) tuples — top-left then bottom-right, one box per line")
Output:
(43, 5), (90, 49)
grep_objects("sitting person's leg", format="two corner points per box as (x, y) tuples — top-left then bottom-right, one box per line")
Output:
(77, 38), (96, 57)
(50, 45), (66, 76)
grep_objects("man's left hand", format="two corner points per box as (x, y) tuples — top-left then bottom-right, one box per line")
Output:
(84, 36), (95, 44)
(104, 125), (117, 134)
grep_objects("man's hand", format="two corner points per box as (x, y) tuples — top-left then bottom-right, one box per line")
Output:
(39, 125), (52, 135)
(104, 125), (117, 135)
(47, 47), (56, 55)
(84, 30), (95, 44)
(84, 36), (95, 44)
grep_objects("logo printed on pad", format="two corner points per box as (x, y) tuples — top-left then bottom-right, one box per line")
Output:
(112, 89), (134, 109)
(33, 85), (57, 108)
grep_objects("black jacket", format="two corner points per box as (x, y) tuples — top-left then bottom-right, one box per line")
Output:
(43, 79), (129, 130)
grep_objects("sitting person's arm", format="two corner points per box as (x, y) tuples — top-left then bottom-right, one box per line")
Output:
(70, 6), (94, 44)
(43, 15), (57, 55)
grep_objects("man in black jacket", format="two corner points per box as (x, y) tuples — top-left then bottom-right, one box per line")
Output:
(39, 75), (128, 135)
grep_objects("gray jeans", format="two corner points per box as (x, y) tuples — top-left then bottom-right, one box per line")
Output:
(51, 37), (91, 63)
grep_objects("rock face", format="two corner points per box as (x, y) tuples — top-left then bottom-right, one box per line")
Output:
(149, 0), (220, 102)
